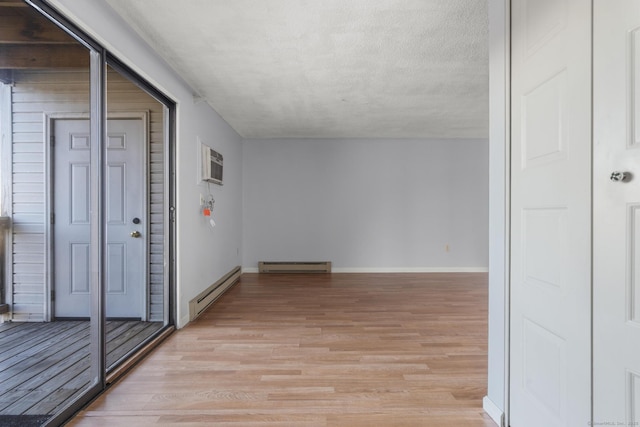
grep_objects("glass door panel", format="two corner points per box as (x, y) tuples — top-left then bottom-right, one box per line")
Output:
(104, 65), (167, 370)
(0, 3), (100, 425)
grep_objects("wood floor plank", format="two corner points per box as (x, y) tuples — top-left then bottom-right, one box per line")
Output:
(69, 273), (496, 427)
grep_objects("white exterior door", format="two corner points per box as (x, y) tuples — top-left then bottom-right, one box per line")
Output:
(593, 0), (640, 422)
(509, 0), (592, 425)
(53, 118), (145, 318)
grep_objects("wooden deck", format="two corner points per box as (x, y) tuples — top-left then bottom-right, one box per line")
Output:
(0, 320), (162, 418)
(70, 273), (497, 427)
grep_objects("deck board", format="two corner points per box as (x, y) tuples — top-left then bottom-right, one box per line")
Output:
(0, 323), (67, 348)
(107, 322), (162, 365)
(0, 322), (87, 368)
(0, 320), (162, 417)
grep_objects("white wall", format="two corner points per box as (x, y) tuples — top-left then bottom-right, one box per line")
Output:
(48, 0), (244, 328)
(484, 0), (508, 423)
(243, 138), (488, 272)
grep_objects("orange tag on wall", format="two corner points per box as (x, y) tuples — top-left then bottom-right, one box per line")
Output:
(203, 208), (211, 216)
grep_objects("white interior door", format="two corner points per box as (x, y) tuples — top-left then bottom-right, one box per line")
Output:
(509, 0), (592, 425)
(593, 1), (640, 422)
(53, 118), (145, 318)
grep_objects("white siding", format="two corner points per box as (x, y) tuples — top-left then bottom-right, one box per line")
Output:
(10, 69), (165, 322)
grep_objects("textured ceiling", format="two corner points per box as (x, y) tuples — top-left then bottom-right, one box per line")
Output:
(106, 0), (488, 139)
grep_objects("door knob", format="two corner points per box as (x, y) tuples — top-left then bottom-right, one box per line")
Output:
(610, 171), (630, 182)
(130, 231), (141, 238)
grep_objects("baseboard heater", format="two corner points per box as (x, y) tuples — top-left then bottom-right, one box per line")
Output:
(258, 261), (332, 274)
(189, 265), (241, 321)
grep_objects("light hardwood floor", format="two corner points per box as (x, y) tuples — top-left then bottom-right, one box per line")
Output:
(69, 273), (497, 427)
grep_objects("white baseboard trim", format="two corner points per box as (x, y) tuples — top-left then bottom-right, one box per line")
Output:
(332, 267), (489, 273)
(241, 267), (488, 274)
(482, 396), (504, 427)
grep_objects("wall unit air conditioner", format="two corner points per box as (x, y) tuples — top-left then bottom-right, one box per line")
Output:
(201, 144), (223, 185)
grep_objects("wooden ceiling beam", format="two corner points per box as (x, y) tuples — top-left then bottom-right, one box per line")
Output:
(0, 44), (88, 69)
(0, 1), (27, 7)
(0, 14), (73, 43)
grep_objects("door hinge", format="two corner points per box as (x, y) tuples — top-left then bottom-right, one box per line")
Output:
(50, 212), (55, 224)
(51, 290), (55, 302)
(50, 135), (55, 146)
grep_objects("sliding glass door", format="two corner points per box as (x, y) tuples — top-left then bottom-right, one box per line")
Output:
(0, 3), (102, 425)
(0, 2), (175, 425)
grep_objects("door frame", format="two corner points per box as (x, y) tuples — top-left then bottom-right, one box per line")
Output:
(0, 81), (14, 321)
(485, 0), (512, 425)
(45, 111), (150, 321)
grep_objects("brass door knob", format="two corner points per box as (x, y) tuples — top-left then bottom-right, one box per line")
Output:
(130, 231), (141, 238)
